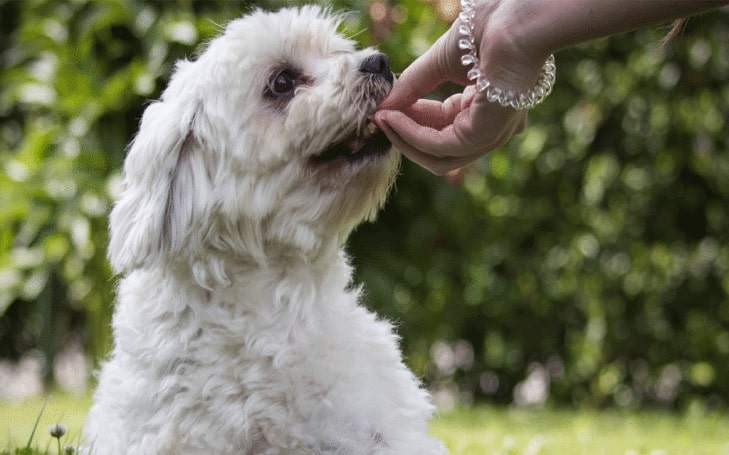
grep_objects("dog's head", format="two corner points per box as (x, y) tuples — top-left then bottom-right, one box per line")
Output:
(108, 6), (399, 280)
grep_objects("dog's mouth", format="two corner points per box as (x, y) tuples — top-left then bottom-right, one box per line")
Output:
(310, 119), (391, 165)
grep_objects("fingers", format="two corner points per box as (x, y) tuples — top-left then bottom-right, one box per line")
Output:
(380, 23), (467, 111)
(397, 96), (463, 130)
(379, 96), (525, 158)
(379, 57), (443, 110)
(377, 118), (483, 175)
(375, 91), (530, 175)
(375, 110), (458, 155)
(376, 109), (486, 174)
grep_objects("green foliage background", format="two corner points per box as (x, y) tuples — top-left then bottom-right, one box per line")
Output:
(1, 0), (727, 409)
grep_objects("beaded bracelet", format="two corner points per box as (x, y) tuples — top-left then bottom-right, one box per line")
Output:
(458, 0), (556, 110)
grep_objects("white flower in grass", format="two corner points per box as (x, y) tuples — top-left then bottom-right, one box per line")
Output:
(48, 422), (67, 438)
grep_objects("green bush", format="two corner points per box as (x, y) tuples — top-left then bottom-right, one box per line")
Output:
(0, 0), (245, 375)
(353, 6), (729, 408)
(1, 0), (728, 409)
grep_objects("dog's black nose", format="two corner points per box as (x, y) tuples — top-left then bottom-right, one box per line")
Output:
(360, 53), (393, 84)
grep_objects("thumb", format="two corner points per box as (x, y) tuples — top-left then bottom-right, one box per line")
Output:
(380, 21), (470, 111)
(379, 32), (453, 110)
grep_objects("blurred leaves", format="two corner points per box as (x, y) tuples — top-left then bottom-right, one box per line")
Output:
(350, 3), (729, 409)
(0, 0), (246, 371)
(1, 0), (728, 409)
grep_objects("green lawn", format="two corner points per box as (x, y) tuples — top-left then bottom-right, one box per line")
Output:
(431, 406), (729, 455)
(1, 393), (90, 452)
(2, 393), (729, 454)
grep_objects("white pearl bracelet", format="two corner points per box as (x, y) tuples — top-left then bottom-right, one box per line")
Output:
(458, 0), (556, 110)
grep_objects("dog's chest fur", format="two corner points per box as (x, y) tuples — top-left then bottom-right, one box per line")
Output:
(86, 251), (437, 454)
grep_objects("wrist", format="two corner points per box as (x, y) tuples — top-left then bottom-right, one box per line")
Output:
(474, 0), (554, 95)
(461, 0), (554, 108)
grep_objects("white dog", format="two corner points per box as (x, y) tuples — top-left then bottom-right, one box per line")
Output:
(83, 6), (445, 455)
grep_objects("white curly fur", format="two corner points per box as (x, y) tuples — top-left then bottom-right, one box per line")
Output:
(83, 6), (445, 455)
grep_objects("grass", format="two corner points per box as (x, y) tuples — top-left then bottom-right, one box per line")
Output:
(430, 406), (729, 455)
(2, 393), (729, 454)
(1, 393), (90, 454)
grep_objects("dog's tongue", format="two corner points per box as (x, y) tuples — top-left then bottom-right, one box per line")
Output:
(347, 121), (378, 154)
(312, 120), (387, 164)
(348, 137), (366, 153)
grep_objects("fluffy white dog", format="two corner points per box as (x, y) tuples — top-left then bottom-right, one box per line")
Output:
(83, 6), (445, 455)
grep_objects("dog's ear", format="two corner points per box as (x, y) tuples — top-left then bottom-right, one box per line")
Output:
(107, 93), (209, 274)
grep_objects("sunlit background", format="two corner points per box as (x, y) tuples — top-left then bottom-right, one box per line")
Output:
(1, 0), (728, 419)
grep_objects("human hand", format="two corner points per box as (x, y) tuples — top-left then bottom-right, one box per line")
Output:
(374, 16), (530, 175)
(375, 0), (729, 175)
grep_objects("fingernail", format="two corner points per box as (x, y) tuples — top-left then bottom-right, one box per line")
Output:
(372, 110), (386, 126)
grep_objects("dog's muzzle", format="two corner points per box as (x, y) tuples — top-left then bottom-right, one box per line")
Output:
(311, 53), (393, 166)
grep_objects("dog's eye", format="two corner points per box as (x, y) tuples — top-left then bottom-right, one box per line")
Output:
(268, 69), (298, 97)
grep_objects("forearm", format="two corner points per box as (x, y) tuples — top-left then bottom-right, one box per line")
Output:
(515, 0), (729, 58)
(477, 0), (728, 93)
